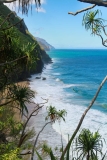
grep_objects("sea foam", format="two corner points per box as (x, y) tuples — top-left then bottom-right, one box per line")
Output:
(30, 66), (107, 151)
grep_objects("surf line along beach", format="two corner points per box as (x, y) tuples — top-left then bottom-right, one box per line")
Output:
(29, 49), (107, 158)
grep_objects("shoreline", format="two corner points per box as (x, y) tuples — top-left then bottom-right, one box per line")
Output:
(23, 49), (107, 159)
(16, 78), (66, 159)
(28, 77), (66, 157)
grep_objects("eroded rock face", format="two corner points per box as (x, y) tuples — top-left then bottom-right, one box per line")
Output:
(41, 49), (52, 64)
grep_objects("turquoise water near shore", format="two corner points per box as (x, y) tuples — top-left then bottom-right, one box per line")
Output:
(48, 49), (107, 108)
(30, 49), (107, 153)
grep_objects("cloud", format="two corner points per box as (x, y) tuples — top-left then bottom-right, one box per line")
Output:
(36, 7), (46, 13)
(4, 0), (46, 12)
(31, 0), (46, 5)
(40, 0), (46, 4)
(33, 27), (43, 35)
(4, 1), (18, 12)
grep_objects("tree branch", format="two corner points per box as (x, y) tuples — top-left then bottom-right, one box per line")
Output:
(100, 25), (107, 36)
(18, 104), (43, 148)
(0, 100), (13, 107)
(2, 18), (24, 31)
(19, 151), (32, 155)
(0, 55), (27, 66)
(78, 0), (107, 7)
(0, 12), (13, 27)
(60, 75), (107, 160)
(68, 4), (96, 15)
(96, 33), (107, 47)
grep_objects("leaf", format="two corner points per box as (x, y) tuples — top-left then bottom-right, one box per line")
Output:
(50, 150), (56, 160)
(35, 150), (43, 160)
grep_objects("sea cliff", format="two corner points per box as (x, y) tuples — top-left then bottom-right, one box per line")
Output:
(0, 3), (52, 80)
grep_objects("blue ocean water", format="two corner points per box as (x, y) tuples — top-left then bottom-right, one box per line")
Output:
(30, 49), (107, 152)
(48, 49), (107, 111)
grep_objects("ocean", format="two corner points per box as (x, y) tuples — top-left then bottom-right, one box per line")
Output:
(30, 49), (107, 154)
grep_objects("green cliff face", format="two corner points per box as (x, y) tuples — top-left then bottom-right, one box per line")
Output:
(0, 3), (52, 80)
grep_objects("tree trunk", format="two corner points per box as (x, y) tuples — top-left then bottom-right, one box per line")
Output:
(87, 152), (90, 160)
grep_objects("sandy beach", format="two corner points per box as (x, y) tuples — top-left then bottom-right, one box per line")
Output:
(15, 80), (66, 159)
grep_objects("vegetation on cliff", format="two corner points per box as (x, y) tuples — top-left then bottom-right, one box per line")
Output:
(0, 2), (53, 160)
(1, 0), (107, 160)
(0, 3), (52, 79)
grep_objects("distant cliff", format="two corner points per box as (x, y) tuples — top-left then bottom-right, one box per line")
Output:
(0, 3), (52, 79)
(36, 37), (55, 51)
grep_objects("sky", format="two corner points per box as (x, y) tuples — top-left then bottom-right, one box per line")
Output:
(4, 0), (107, 49)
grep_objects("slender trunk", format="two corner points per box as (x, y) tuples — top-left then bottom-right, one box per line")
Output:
(31, 121), (52, 160)
(87, 151), (90, 160)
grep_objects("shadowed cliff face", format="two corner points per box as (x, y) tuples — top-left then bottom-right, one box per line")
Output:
(0, 3), (52, 80)
(41, 49), (52, 64)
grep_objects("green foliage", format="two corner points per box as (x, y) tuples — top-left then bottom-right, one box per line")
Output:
(46, 105), (67, 122)
(0, 107), (14, 132)
(0, 7), (39, 159)
(9, 84), (35, 114)
(0, 5), (43, 85)
(0, 107), (21, 153)
(35, 128), (106, 160)
(21, 42), (38, 70)
(0, 19), (37, 70)
(1, 3), (107, 160)
(36, 144), (57, 160)
(82, 10), (104, 34)
(74, 129), (104, 160)
(0, 148), (22, 160)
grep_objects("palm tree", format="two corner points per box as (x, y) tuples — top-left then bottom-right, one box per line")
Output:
(46, 106), (67, 122)
(46, 106), (57, 122)
(74, 129), (104, 160)
(10, 84), (35, 114)
(82, 10), (104, 34)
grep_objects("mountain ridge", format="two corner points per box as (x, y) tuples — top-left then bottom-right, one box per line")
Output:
(36, 37), (55, 51)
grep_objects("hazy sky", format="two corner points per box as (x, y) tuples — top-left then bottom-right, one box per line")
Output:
(5, 0), (107, 49)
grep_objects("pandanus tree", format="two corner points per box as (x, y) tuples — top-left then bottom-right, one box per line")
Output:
(82, 10), (104, 33)
(82, 10), (107, 47)
(75, 129), (104, 160)
(0, 5), (42, 159)
(45, 106), (67, 122)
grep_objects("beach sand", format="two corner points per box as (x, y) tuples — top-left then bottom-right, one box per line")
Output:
(14, 80), (66, 159)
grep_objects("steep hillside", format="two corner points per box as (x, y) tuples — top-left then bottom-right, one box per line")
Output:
(36, 37), (55, 51)
(0, 3), (52, 78)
